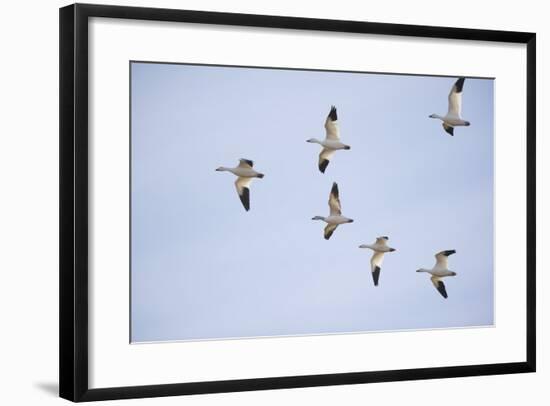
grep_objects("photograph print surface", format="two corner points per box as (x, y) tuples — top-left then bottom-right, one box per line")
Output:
(130, 62), (494, 343)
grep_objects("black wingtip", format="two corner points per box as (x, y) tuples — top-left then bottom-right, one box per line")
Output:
(240, 158), (254, 167)
(256, 173), (264, 179)
(328, 105), (337, 121)
(436, 281), (448, 299)
(443, 124), (454, 136)
(319, 159), (329, 173)
(324, 226), (335, 240)
(372, 266), (381, 286)
(331, 182), (339, 197)
(239, 187), (250, 211)
(455, 77), (465, 93)
(443, 250), (456, 256)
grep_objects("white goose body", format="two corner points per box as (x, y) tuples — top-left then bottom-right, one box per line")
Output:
(312, 182), (353, 239)
(216, 158), (264, 211)
(417, 269), (456, 277)
(322, 215), (353, 225)
(416, 250), (457, 298)
(430, 114), (469, 128)
(307, 106), (350, 173)
(216, 166), (260, 178)
(359, 239), (396, 253)
(308, 139), (349, 150)
(359, 236), (396, 286)
(429, 77), (471, 136)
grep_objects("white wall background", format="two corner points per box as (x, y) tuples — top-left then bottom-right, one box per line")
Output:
(0, 0), (546, 404)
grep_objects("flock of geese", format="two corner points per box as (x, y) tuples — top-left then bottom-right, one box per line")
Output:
(216, 77), (470, 299)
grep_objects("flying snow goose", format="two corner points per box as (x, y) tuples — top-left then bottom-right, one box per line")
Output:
(215, 158), (264, 211)
(429, 77), (471, 136)
(312, 182), (354, 240)
(416, 250), (457, 298)
(306, 106), (351, 173)
(359, 236), (396, 286)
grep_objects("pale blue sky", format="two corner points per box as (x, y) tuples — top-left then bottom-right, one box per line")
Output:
(130, 62), (494, 343)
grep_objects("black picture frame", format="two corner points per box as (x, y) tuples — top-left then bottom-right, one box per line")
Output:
(59, 3), (536, 402)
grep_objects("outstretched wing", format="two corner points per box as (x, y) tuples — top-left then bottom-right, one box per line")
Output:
(431, 276), (448, 299)
(235, 177), (253, 211)
(324, 223), (338, 240)
(324, 106), (340, 141)
(375, 236), (388, 246)
(328, 182), (341, 216)
(447, 77), (465, 118)
(442, 123), (454, 136)
(238, 158), (254, 169)
(370, 252), (385, 286)
(434, 249), (456, 270)
(318, 148), (336, 173)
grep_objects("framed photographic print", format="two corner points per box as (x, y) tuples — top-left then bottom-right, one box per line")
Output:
(59, 3), (536, 402)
